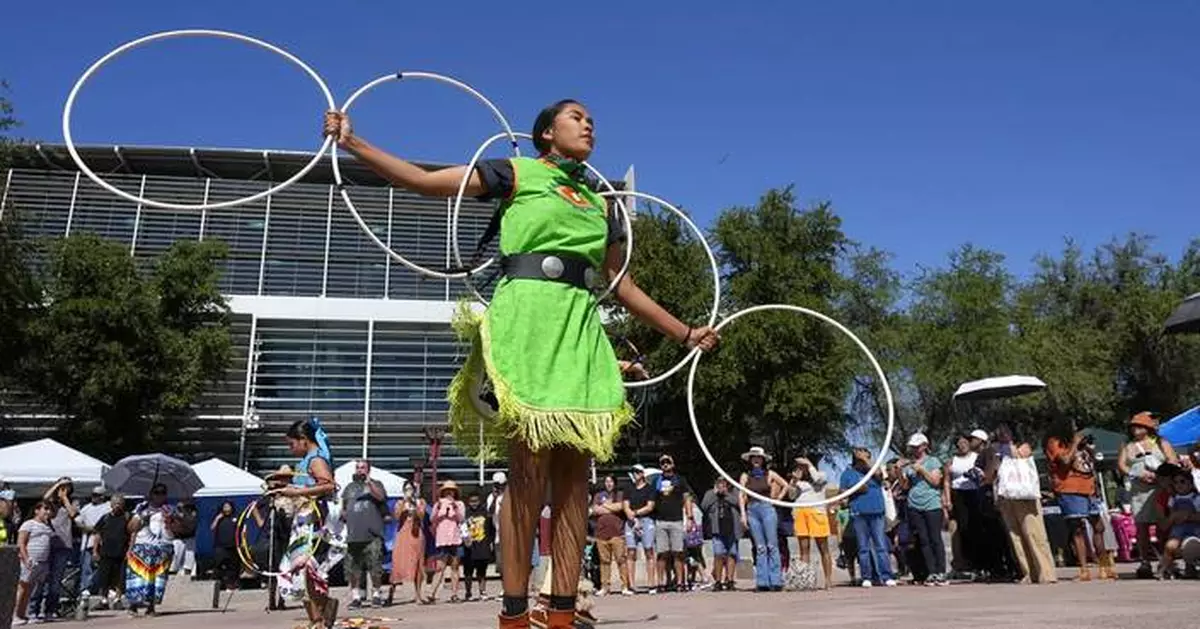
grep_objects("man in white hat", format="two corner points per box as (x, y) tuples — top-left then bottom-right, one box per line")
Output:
(622, 465), (657, 591)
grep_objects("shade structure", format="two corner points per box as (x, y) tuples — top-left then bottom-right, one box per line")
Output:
(1164, 293), (1200, 335)
(0, 439), (110, 497)
(1160, 406), (1200, 448)
(953, 375), (1048, 402)
(192, 458), (264, 497)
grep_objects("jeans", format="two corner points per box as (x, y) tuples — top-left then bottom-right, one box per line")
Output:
(30, 546), (72, 617)
(79, 548), (96, 595)
(907, 507), (947, 577)
(746, 501), (782, 588)
(851, 513), (893, 583)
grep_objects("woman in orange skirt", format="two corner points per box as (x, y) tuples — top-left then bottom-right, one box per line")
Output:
(389, 489), (427, 605)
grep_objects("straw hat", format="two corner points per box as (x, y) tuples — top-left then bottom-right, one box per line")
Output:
(1129, 411), (1158, 432)
(741, 446), (772, 463)
(439, 480), (460, 498)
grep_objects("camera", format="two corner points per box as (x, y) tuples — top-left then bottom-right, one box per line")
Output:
(1081, 435), (1095, 446)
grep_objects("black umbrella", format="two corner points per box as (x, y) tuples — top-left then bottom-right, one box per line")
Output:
(102, 453), (204, 499)
(1165, 292), (1200, 335)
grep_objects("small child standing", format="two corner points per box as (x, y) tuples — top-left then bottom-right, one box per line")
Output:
(1157, 467), (1200, 579)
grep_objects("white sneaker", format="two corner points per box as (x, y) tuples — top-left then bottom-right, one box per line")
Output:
(648, 588), (658, 595)
(860, 580), (873, 588)
(621, 588), (634, 596)
(884, 579), (898, 587)
(596, 589), (609, 597)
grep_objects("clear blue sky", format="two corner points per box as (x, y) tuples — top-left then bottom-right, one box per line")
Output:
(4, 1), (1198, 279)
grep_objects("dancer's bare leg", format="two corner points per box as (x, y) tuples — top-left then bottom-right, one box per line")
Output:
(499, 441), (548, 617)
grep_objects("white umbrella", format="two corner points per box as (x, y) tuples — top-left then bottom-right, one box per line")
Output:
(103, 453), (204, 499)
(953, 375), (1047, 402)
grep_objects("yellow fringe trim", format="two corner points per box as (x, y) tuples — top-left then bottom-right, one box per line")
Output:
(447, 302), (634, 463)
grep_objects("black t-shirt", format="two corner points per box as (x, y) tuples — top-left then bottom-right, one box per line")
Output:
(716, 496), (735, 538)
(625, 484), (654, 514)
(94, 512), (132, 559)
(653, 473), (691, 522)
(214, 515), (236, 549)
(463, 504), (495, 562)
(474, 158), (627, 246)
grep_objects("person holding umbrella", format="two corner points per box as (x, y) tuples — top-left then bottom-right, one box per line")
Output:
(125, 483), (178, 616)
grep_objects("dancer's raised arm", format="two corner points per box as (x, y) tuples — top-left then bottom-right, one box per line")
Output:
(324, 111), (487, 198)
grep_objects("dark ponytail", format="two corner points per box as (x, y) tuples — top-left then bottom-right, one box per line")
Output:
(532, 99), (581, 154)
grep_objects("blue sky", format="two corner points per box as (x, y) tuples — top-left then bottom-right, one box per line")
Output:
(4, 1), (1198, 281)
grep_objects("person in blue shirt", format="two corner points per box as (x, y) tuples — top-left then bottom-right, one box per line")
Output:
(838, 447), (896, 587)
(899, 432), (947, 585)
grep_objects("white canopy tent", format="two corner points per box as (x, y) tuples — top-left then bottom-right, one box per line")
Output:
(0, 438), (110, 497)
(333, 461), (407, 500)
(192, 458), (264, 497)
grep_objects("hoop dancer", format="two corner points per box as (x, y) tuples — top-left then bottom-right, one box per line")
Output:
(324, 101), (718, 628)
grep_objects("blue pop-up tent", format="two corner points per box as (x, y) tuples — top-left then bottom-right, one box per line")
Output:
(1160, 406), (1200, 448)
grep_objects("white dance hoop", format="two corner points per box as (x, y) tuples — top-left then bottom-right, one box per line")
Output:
(597, 190), (719, 390)
(686, 304), (896, 509)
(62, 29), (336, 211)
(332, 71), (519, 280)
(449, 130), (633, 305)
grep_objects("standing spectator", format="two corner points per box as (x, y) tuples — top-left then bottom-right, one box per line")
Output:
(170, 500), (199, 576)
(342, 459), (389, 609)
(700, 477), (741, 591)
(623, 465), (657, 591)
(1117, 412), (1177, 578)
(210, 501), (239, 599)
(834, 501), (858, 583)
(125, 483), (178, 616)
(486, 472), (506, 578)
(75, 486), (111, 598)
(839, 447), (896, 588)
(0, 488), (16, 546)
(653, 454), (693, 592)
(591, 475), (631, 595)
(985, 425), (1056, 584)
(971, 428), (1019, 582)
(900, 433), (947, 586)
(91, 494), (131, 608)
(943, 435), (982, 577)
(462, 490), (496, 601)
(1044, 419), (1116, 581)
(30, 477), (77, 619)
(427, 480), (465, 603)
(683, 494), (709, 590)
(388, 486), (427, 605)
(738, 446), (788, 592)
(16, 501), (54, 625)
(791, 457), (833, 589)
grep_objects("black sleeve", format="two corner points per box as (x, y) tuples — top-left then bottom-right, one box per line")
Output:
(474, 158), (515, 202)
(606, 205), (627, 247)
(680, 476), (693, 497)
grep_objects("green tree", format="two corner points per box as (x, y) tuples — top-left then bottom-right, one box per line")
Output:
(14, 234), (233, 458)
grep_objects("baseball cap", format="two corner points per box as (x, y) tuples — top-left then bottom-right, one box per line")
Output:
(969, 429), (989, 442)
(631, 464), (646, 474)
(92, 486), (107, 496)
(492, 471), (507, 485)
(907, 433), (930, 448)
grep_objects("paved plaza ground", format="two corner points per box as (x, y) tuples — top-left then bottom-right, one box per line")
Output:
(68, 567), (1197, 629)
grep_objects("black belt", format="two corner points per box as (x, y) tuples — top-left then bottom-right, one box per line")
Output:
(500, 253), (603, 292)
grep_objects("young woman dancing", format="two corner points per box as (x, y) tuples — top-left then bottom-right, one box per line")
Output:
(324, 100), (718, 628)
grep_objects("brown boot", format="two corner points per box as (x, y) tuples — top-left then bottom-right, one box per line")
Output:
(499, 611), (531, 629)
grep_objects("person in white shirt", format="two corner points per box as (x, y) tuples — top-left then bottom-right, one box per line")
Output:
(486, 472), (507, 576)
(76, 486), (112, 597)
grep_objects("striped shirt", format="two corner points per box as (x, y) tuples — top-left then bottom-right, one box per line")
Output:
(19, 519), (54, 563)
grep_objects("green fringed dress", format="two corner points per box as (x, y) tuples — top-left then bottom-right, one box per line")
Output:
(448, 156), (632, 462)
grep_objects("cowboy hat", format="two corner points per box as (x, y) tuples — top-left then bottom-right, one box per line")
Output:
(1129, 411), (1159, 432)
(741, 446), (772, 463)
(439, 480), (460, 497)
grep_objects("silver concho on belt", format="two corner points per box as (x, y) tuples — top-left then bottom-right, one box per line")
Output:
(540, 255), (565, 279)
(584, 268), (603, 292)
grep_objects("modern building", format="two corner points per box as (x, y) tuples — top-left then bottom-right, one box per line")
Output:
(0, 143), (631, 483)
